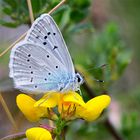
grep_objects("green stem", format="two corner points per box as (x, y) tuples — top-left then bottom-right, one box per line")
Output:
(55, 117), (67, 140)
(56, 135), (61, 140)
(55, 130), (66, 140)
(61, 127), (66, 140)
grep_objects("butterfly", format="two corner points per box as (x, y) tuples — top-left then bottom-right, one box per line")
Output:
(9, 14), (84, 94)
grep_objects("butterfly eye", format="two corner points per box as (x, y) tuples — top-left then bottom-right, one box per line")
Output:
(76, 73), (83, 84)
(77, 76), (81, 83)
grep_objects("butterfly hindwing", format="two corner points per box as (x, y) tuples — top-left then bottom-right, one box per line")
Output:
(9, 42), (69, 93)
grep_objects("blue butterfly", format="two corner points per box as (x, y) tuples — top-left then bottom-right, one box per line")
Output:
(9, 14), (84, 94)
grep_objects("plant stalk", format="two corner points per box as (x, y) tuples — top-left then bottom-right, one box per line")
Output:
(0, 93), (18, 131)
(0, 132), (25, 140)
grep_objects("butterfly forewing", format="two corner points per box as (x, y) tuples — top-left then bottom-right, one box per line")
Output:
(25, 14), (75, 78)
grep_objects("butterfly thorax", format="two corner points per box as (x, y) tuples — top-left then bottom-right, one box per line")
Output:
(59, 73), (84, 92)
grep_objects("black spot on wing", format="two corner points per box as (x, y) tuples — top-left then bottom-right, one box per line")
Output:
(53, 46), (58, 50)
(44, 36), (47, 39)
(30, 77), (33, 82)
(43, 42), (47, 45)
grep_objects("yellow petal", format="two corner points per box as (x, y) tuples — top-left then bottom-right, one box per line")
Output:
(76, 95), (111, 121)
(63, 91), (85, 106)
(16, 94), (46, 122)
(58, 91), (85, 116)
(35, 92), (60, 108)
(26, 127), (52, 140)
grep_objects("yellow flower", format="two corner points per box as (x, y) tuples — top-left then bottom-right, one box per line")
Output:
(35, 91), (85, 120)
(58, 91), (86, 120)
(17, 92), (111, 122)
(26, 127), (53, 140)
(16, 94), (48, 122)
(76, 95), (111, 121)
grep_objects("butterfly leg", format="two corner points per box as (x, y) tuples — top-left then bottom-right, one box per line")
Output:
(78, 88), (83, 97)
(37, 92), (53, 106)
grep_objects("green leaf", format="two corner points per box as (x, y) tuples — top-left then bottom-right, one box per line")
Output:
(59, 7), (71, 30)
(70, 9), (87, 22)
(3, 0), (17, 9)
(70, 23), (93, 33)
(2, 7), (12, 15)
(0, 20), (19, 27)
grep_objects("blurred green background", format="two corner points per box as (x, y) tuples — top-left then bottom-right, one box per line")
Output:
(0, 0), (140, 140)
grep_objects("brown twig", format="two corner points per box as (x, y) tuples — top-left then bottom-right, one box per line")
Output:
(0, 132), (25, 140)
(26, 0), (34, 24)
(104, 119), (124, 140)
(0, 32), (27, 58)
(83, 81), (124, 140)
(0, 93), (18, 132)
(48, 0), (66, 14)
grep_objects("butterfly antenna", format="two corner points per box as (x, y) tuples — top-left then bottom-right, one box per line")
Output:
(37, 92), (57, 107)
(93, 78), (104, 83)
(38, 93), (51, 106)
(85, 64), (108, 72)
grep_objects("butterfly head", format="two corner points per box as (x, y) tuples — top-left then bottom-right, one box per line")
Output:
(74, 73), (84, 90)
